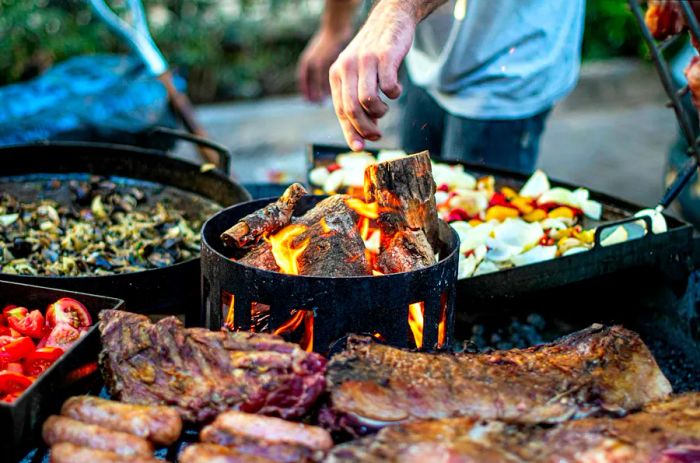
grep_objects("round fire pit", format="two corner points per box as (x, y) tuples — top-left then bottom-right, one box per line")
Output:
(201, 196), (459, 353)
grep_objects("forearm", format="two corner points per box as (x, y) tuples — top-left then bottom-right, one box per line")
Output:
(371, 0), (448, 23)
(320, 0), (362, 36)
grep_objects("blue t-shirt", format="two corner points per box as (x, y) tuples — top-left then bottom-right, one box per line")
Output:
(405, 0), (585, 120)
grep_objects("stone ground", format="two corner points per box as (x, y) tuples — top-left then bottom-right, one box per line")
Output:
(174, 58), (679, 209)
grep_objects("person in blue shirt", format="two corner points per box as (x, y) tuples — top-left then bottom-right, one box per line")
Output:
(298, 0), (586, 174)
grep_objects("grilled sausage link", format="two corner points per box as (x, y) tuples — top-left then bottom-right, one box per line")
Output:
(43, 415), (153, 457)
(206, 411), (333, 451)
(179, 443), (277, 463)
(200, 426), (319, 463)
(50, 442), (162, 463)
(61, 395), (183, 446)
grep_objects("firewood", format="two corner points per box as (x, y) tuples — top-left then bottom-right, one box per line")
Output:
(294, 196), (372, 277)
(377, 229), (435, 274)
(221, 183), (307, 248)
(364, 151), (439, 251)
(237, 242), (279, 272)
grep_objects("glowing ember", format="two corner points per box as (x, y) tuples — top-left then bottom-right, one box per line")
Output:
(437, 292), (448, 348)
(320, 217), (331, 234)
(408, 302), (425, 348)
(267, 224), (310, 275)
(365, 229), (381, 255)
(346, 198), (379, 219)
(273, 309), (314, 352)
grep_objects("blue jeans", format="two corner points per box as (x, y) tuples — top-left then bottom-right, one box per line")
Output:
(399, 78), (550, 174)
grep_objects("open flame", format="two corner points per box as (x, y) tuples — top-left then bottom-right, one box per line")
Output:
(408, 302), (425, 348)
(273, 309), (314, 352)
(267, 224), (310, 275)
(224, 292), (235, 330)
(346, 198), (379, 219)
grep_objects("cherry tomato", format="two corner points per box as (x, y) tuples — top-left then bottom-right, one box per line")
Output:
(23, 347), (63, 376)
(0, 371), (33, 396)
(44, 323), (81, 350)
(6, 309), (44, 339)
(0, 337), (34, 363)
(46, 298), (92, 330)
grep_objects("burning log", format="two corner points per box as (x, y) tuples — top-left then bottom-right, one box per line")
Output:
(377, 229), (434, 274)
(238, 196), (372, 277)
(364, 151), (439, 252)
(221, 183), (307, 248)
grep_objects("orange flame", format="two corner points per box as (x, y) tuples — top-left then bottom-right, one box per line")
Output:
(320, 218), (331, 234)
(437, 292), (448, 348)
(224, 293), (235, 330)
(346, 198), (379, 219)
(267, 224), (310, 275)
(408, 302), (425, 349)
(273, 310), (314, 352)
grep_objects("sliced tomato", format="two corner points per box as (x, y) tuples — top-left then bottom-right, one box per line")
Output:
(7, 309), (44, 339)
(23, 347), (63, 376)
(0, 326), (10, 337)
(0, 337), (34, 363)
(0, 371), (32, 396)
(46, 298), (92, 330)
(3, 306), (27, 318)
(6, 362), (23, 374)
(44, 323), (81, 350)
(0, 391), (22, 403)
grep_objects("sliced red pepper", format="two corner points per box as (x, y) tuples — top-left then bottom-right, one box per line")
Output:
(0, 337), (34, 363)
(0, 371), (33, 396)
(437, 183), (450, 193)
(7, 309), (45, 339)
(446, 208), (471, 223)
(23, 347), (63, 377)
(3, 306), (26, 318)
(46, 298), (92, 330)
(6, 363), (23, 375)
(0, 391), (22, 403)
(326, 163), (341, 173)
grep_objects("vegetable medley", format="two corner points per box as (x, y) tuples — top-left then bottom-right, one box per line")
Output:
(309, 150), (667, 279)
(0, 297), (91, 403)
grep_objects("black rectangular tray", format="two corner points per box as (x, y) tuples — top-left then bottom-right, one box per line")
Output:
(0, 280), (124, 460)
(308, 143), (695, 304)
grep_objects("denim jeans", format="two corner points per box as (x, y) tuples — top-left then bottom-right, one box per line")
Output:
(399, 78), (550, 174)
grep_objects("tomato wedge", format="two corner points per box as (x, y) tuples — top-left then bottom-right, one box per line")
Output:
(3, 306), (26, 318)
(6, 309), (44, 338)
(0, 371), (32, 396)
(44, 323), (81, 350)
(0, 337), (34, 363)
(46, 298), (92, 330)
(23, 347), (63, 376)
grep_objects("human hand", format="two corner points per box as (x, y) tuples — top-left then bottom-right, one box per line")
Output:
(329, 2), (417, 151)
(298, 28), (352, 102)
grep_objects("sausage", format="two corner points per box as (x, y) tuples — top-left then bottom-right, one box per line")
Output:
(42, 415), (153, 457)
(200, 426), (318, 463)
(61, 395), (183, 446)
(179, 443), (277, 463)
(50, 442), (162, 463)
(205, 411), (333, 451)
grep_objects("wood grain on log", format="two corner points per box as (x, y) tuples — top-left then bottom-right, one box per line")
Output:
(364, 151), (439, 251)
(221, 183), (307, 248)
(377, 229), (435, 274)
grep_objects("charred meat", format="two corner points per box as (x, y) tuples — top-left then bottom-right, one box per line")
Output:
(99, 310), (327, 423)
(326, 393), (700, 463)
(322, 325), (672, 435)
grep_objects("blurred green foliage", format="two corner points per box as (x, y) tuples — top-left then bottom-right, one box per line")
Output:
(0, 0), (660, 103)
(582, 0), (646, 60)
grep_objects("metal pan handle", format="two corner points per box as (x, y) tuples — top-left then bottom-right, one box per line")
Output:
(593, 215), (654, 248)
(149, 127), (231, 174)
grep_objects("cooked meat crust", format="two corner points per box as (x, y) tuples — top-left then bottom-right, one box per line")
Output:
(179, 443), (278, 463)
(61, 395), (182, 446)
(326, 393), (700, 463)
(42, 416), (153, 457)
(99, 310), (327, 423)
(323, 325), (672, 435)
(49, 442), (161, 463)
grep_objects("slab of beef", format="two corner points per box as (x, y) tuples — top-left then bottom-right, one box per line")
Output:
(326, 393), (700, 463)
(99, 310), (326, 423)
(322, 325), (671, 435)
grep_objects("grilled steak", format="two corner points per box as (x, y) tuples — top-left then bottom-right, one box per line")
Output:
(322, 325), (672, 435)
(99, 310), (326, 423)
(326, 393), (700, 463)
